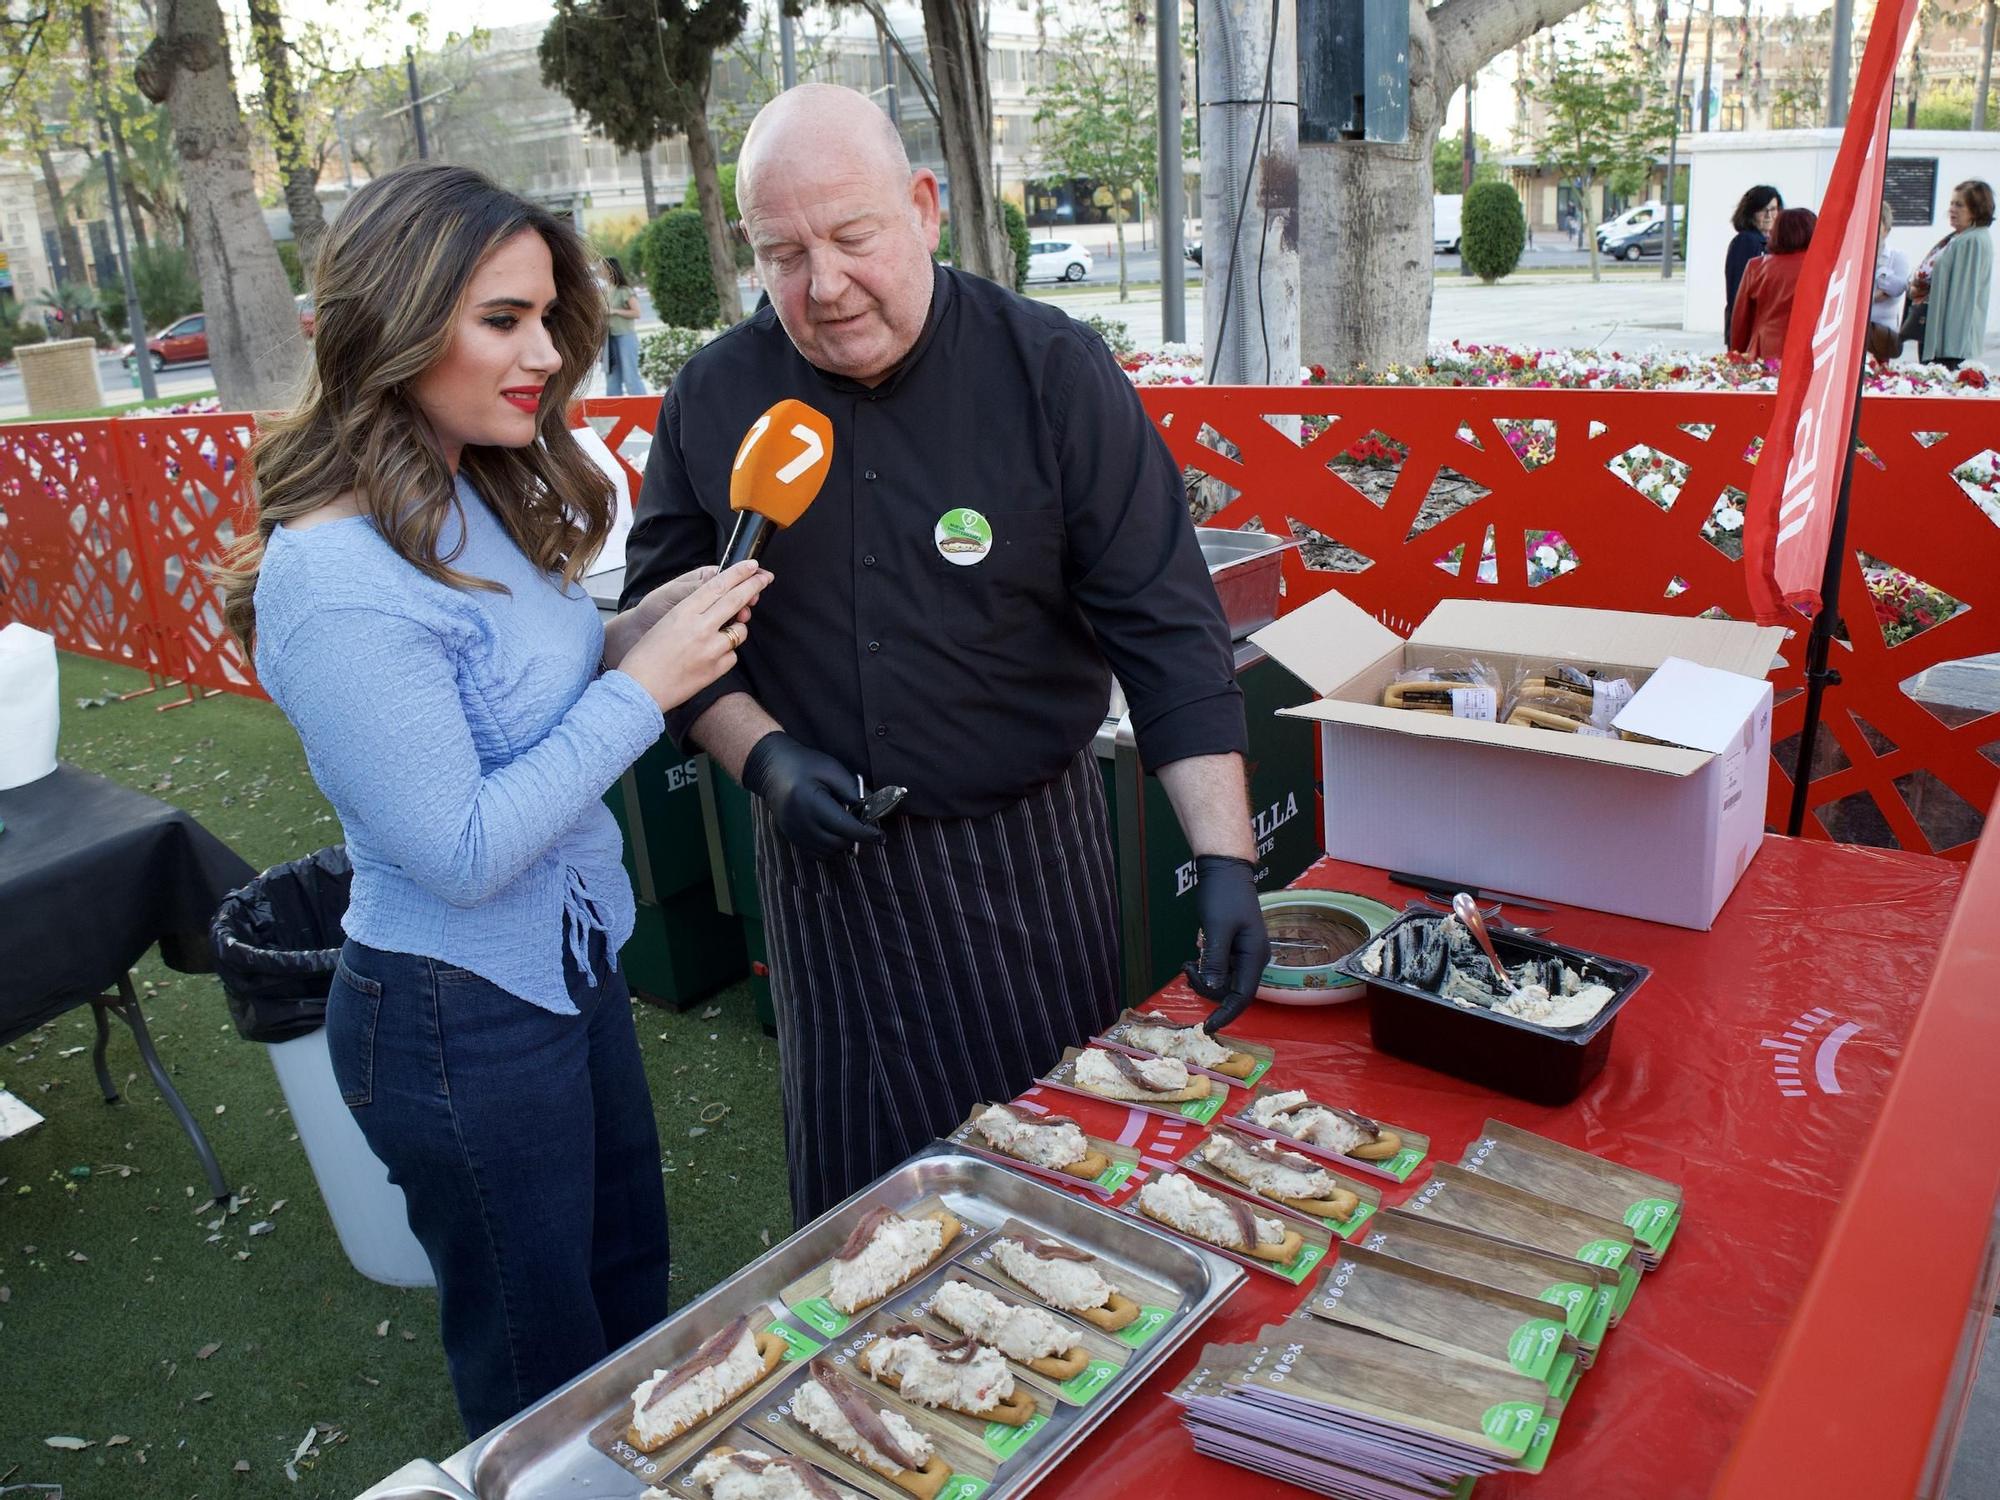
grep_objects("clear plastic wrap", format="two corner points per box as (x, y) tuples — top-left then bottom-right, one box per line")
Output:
(1502, 662), (1638, 738)
(1379, 657), (1501, 722)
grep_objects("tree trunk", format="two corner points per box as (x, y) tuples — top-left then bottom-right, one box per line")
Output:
(136, 0), (305, 407)
(1976, 0), (1996, 131)
(681, 105), (743, 324)
(638, 149), (659, 220)
(920, 0), (1007, 283)
(1583, 175), (1601, 281)
(35, 142), (87, 287)
(115, 137), (151, 253)
(1115, 213), (1127, 302)
(245, 0), (325, 282)
(1299, 0), (1594, 372)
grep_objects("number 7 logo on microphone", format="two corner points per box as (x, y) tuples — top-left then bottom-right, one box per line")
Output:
(730, 398), (834, 523)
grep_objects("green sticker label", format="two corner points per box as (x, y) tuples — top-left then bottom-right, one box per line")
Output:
(1114, 1306), (1172, 1348)
(766, 1319), (825, 1362)
(934, 508), (993, 566)
(1580, 1286), (1616, 1348)
(790, 1297), (850, 1339)
(1624, 1197), (1677, 1249)
(1241, 1058), (1272, 1087)
(1538, 1282), (1596, 1337)
(983, 1411), (1047, 1459)
(1060, 1358), (1120, 1403)
(938, 1477), (988, 1500)
(1179, 1094), (1225, 1124)
(1548, 1351), (1581, 1402)
(1577, 1238), (1630, 1271)
(1380, 1146), (1425, 1181)
(1278, 1241), (1328, 1284)
(1506, 1318), (1565, 1381)
(1520, 1415), (1561, 1474)
(1096, 1160), (1136, 1193)
(1479, 1400), (1541, 1456)
(1650, 1207), (1685, 1258)
(1328, 1201), (1377, 1240)
(1613, 1261), (1642, 1317)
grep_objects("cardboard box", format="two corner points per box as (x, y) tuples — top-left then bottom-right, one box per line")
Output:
(1250, 596), (1784, 930)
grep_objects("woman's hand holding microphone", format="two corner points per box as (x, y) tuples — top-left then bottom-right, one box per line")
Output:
(616, 560), (771, 711)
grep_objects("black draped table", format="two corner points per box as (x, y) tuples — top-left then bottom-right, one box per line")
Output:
(0, 765), (255, 1197)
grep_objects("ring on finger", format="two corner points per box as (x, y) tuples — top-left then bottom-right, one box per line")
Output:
(721, 621), (748, 650)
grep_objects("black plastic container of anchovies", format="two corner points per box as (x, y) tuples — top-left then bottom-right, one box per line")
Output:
(1330, 905), (1652, 1106)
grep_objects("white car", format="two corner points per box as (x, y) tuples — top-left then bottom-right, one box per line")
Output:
(1027, 239), (1092, 282)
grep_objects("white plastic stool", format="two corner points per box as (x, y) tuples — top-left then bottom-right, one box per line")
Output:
(266, 1028), (434, 1288)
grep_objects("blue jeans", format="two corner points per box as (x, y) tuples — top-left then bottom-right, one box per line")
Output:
(605, 332), (645, 395)
(326, 931), (669, 1438)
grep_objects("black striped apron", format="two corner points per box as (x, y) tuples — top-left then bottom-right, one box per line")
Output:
(753, 746), (1121, 1226)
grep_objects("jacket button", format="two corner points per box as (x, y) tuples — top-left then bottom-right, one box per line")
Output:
(875, 724), (889, 737)
(862, 554), (877, 567)
(867, 640), (881, 653)
(863, 469), (878, 481)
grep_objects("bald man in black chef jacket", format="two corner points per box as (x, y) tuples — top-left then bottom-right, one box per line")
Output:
(621, 84), (1269, 1226)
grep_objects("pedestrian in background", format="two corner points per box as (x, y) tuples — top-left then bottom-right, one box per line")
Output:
(1919, 179), (1993, 370)
(1729, 207), (1816, 363)
(1869, 201), (1911, 363)
(603, 256), (646, 395)
(1723, 185), (1783, 334)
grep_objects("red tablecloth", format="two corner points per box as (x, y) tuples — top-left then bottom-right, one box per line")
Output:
(1021, 838), (1963, 1500)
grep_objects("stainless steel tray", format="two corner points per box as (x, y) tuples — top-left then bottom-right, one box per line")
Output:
(363, 1144), (1242, 1499)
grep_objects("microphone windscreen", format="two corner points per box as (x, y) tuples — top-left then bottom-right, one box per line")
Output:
(729, 399), (834, 526)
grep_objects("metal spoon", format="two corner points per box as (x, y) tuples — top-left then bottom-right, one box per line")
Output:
(1452, 892), (1516, 991)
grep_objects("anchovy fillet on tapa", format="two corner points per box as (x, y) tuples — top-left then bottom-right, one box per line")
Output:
(1107, 1010), (1259, 1079)
(827, 1205), (962, 1316)
(1197, 1126), (1363, 1220)
(627, 1315), (788, 1452)
(1135, 1172), (1306, 1265)
(988, 1231), (1140, 1333)
(793, 1357), (953, 1500)
(857, 1322), (1038, 1425)
(684, 1444), (845, 1499)
(928, 1277), (1091, 1381)
(1068, 1046), (1211, 1103)
(970, 1103), (1110, 1180)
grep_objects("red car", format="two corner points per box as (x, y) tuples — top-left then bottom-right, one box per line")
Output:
(122, 297), (316, 372)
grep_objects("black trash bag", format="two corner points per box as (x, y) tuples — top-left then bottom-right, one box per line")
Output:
(208, 846), (353, 1043)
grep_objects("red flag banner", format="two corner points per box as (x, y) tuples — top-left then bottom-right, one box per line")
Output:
(1741, 0), (1921, 623)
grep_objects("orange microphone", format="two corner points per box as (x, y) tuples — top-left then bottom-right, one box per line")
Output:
(721, 399), (835, 568)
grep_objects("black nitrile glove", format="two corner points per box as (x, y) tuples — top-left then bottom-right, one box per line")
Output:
(740, 731), (886, 860)
(1189, 854), (1270, 1034)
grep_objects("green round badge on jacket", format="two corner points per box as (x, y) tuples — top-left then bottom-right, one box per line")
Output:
(935, 507), (993, 566)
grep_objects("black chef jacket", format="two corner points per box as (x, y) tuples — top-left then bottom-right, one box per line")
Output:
(620, 264), (1245, 820)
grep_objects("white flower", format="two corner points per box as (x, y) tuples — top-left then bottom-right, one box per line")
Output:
(1715, 507), (1745, 532)
(1534, 544), (1559, 569)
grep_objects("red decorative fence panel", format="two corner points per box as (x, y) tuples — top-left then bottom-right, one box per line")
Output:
(112, 415), (263, 699)
(1, 388), (1993, 858)
(0, 418), (160, 678)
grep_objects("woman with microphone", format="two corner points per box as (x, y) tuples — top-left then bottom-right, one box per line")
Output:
(218, 162), (768, 1437)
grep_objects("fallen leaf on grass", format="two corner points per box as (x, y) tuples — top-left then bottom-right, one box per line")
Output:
(401, 1329), (416, 1341)
(197, 1342), (222, 1359)
(248, 1220), (274, 1236)
(269, 1198), (287, 1214)
(284, 1423), (318, 1482)
(44, 1436), (93, 1450)
(193, 1391), (214, 1402)
(234, 1459), (251, 1473)
(701, 1005), (722, 1019)
(375, 1319), (389, 1337)
(57, 1046), (85, 1058)
(0, 1286), (9, 1303)
(106, 1434), (131, 1447)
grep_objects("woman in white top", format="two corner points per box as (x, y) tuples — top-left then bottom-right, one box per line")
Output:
(1869, 202), (1910, 362)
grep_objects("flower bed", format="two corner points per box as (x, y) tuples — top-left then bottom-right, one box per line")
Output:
(1120, 341), (2000, 396)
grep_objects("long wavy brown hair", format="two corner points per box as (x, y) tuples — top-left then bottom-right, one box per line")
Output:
(220, 162), (612, 648)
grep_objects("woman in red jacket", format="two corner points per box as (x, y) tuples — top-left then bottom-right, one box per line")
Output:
(1729, 208), (1818, 361)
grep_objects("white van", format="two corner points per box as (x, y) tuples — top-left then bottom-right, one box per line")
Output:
(1596, 201), (1664, 249)
(1434, 194), (1463, 254)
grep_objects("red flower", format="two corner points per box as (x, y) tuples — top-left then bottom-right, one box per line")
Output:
(1310, 363), (1327, 381)
(1958, 367), (1989, 388)
(1507, 354), (1526, 370)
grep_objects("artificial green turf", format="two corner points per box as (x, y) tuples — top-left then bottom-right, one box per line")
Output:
(1, 654), (790, 1498)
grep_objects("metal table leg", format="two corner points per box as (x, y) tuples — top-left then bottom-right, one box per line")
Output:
(90, 1002), (120, 1102)
(93, 975), (231, 1202)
